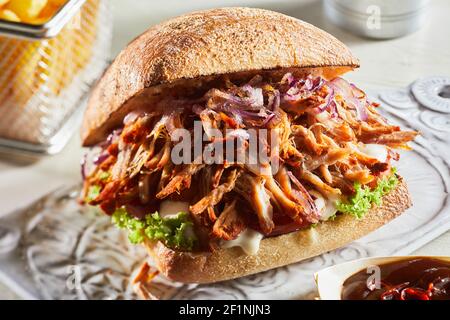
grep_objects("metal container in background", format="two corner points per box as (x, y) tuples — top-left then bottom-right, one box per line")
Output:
(324, 0), (430, 39)
(0, 0), (112, 155)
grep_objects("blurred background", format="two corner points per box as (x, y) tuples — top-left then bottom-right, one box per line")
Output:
(0, 0), (449, 299)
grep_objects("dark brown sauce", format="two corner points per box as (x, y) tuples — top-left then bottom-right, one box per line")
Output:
(341, 257), (450, 300)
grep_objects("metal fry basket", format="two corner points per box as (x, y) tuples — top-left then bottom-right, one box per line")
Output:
(0, 0), (112, 155)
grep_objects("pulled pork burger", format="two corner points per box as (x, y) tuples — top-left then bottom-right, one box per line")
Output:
(80, 7), (418, 284)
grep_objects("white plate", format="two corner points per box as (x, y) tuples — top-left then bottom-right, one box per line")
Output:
(0, 86), (449, 300)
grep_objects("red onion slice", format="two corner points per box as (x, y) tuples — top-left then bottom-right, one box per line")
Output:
(330, 78), (368, 121)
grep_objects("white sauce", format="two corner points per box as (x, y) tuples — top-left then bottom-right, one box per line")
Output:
(222, 229), (264, 255)
(159, 201), (190, 219)
(308, 227), (319, 244)
(309, 190), (340, 221)
(159, 201), (195, 240)
(358, 144), (388, 163)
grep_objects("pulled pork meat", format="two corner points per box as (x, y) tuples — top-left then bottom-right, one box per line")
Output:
(82, 73), (418, 250)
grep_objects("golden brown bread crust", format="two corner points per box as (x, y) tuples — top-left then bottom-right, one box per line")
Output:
(81, 7), (359, 146)
(141, 177), (411, 284)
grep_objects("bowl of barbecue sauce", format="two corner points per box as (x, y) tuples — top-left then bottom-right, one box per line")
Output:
(315, 256), (450, 300)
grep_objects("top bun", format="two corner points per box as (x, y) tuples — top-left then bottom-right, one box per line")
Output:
(81, 7), (359, 146)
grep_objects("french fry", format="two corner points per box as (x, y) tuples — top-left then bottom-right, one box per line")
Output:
(39, 3), (59, 18)
(1, 0), (68, 24)
(49, 0), (66, 5)
(0, 0), (11, 7)
(11, 0), (100, 98)
(26, 0), (67, 25)
(6, 0), (47, 22)
(33, 3), (59, 24)
(0, 9), (20, 22)
(0, 0), (104, 143)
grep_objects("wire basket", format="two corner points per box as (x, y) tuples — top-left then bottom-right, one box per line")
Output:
(0, 0), (112, 154)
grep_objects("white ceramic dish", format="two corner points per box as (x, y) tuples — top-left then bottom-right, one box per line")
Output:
(315, 256), (450, 300)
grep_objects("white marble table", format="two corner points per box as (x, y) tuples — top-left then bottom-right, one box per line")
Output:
(0, 0), (449, 299)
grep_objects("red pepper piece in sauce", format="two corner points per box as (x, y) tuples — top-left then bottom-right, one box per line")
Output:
(380, 283), (409, 300)
(400, 287), (430, 300)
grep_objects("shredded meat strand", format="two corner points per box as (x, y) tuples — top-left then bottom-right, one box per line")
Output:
(235, 173), (274, 234)
(83, 73), (418, 248)
(212, 200), (245, 240)
(156, 164), (205, 199)
(190, 169), (240, 215)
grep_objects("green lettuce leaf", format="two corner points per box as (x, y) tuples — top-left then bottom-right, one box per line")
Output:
(112, 208), (197, 250)
(86, 185), (101, 202)
(335, 168), (399, 219)
(98, 171), (111, 181)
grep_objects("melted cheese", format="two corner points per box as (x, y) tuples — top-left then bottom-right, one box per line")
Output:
(159, 201), (190, 219)
(222, 229), (264, 255)
(359, 144), (388, 163)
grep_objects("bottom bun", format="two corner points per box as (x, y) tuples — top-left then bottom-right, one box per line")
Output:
(142, 176), (411, 284)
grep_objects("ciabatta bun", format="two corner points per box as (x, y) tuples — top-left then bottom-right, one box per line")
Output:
(80, 7), (411, 290)
(139, 177), (411, 284)
(81, 7), (359, 146)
